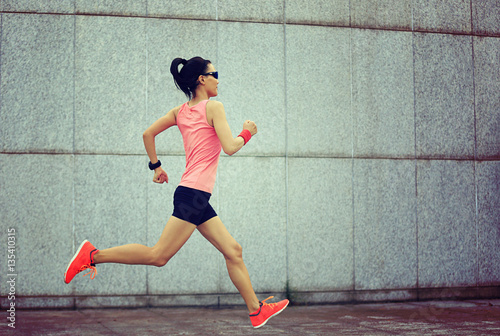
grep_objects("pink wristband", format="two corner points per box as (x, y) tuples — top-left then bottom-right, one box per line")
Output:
(238, 129), (252, 145)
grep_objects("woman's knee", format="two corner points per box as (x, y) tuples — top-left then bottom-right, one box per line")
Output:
(224, 242), (243, 262)
(152, 257), (168, 267)
(151, 247), (170, 267)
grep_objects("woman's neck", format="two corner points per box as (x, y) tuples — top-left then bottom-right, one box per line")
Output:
(189, 91), (209, 106)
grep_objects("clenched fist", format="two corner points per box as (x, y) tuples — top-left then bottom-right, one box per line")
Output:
(243, 120), (257, 136)
(153, 167), (168, 184)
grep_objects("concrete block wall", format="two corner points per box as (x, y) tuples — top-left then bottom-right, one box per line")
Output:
(0, 1), (499, 309)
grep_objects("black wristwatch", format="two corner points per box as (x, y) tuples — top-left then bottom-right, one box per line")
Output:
(149, 160), (161, 170)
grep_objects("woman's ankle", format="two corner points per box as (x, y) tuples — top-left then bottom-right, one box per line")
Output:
(248, 300), (261, 313)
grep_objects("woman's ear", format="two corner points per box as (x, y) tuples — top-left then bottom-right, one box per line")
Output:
(198, 75), (205, 85)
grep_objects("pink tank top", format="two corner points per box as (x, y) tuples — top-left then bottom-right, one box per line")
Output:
(177, 100), (222, 194)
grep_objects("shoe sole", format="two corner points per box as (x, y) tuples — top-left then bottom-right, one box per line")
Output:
(64, 240), (88, 284)
(253, 300), (289, 329)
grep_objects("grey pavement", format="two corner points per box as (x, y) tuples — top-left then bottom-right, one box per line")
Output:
(4, 299), (500, 336)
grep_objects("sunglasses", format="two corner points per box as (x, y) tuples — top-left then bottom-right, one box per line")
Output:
(201, 71), (218, 79)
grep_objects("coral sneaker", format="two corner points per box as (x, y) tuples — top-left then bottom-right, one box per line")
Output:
(64, 240), (99, 284)
(249, 296), (289, 328)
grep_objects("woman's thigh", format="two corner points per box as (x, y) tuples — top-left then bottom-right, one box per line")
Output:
(197, 216), (240, 257)
(153, 215), (197, 259)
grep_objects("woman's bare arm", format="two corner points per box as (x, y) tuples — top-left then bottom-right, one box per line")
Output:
(143, 105), (180, 183)
(210, 101), (257, 156)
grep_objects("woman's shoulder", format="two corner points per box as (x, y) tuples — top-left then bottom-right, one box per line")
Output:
(206, 100), (224, 113)
(205, 100), (224, 126)
(173, 104), (185, 113)
(171, 103), (185, 120)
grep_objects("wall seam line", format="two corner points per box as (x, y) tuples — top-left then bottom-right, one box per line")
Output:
(470, 30), (480, 289)
(71, 11), (77, 297)
(145, 15), (150, 300)
(1, 10), (499, 38)
(348, 0), (356, 292)
(215, 0), (221, 299)
(0, 13), (3, 130)
(283, 0), (289, 297)
(411, 15), (420, 294)
(72, 11), (76, 258)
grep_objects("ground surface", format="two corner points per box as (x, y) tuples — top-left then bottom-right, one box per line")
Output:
(4, 299), (500, 335)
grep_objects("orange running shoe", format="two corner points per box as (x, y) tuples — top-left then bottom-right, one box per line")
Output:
(64, 240), (99, 284)
(249, 296), (289, 328)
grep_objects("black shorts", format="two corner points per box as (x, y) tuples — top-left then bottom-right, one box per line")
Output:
(172, 186), (217, 226)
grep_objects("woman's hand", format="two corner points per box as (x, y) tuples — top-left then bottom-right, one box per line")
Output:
(243, 120), (257, 136)
(153, 167), (168, 184)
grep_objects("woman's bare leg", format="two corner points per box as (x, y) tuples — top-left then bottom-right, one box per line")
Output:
(93, 216), (196, 266)
(197, 216), (260, 313)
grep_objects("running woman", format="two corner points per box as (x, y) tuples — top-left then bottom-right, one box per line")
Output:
(64, 56), (288, 328)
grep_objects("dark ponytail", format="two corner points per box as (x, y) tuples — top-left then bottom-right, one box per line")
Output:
(170, 56), (211, 99)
